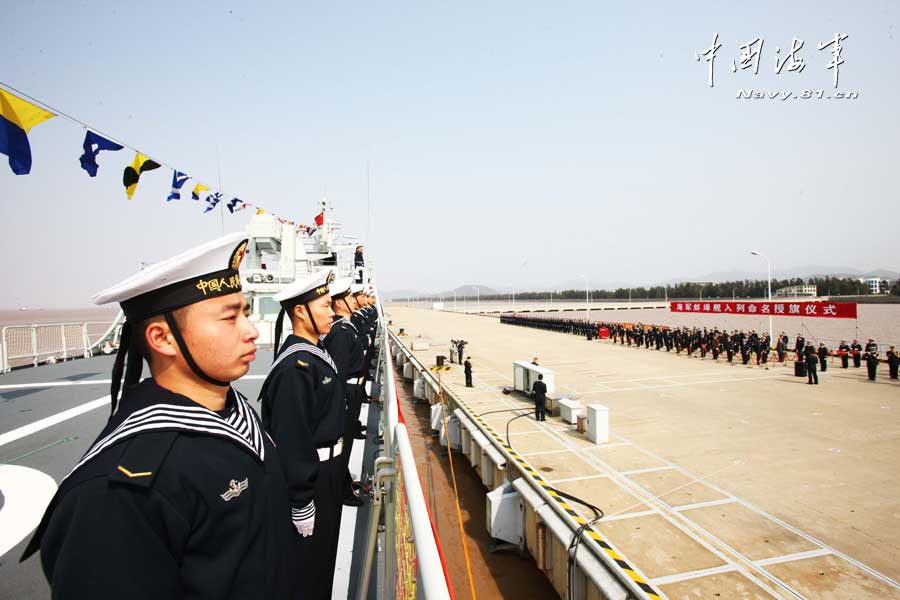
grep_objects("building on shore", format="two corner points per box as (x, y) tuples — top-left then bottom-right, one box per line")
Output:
(860, 277), (890, 295)
(774, 284), (817, 298)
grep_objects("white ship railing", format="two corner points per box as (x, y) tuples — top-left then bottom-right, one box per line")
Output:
(0, 320), (117, 373)
(356, 297), (453, 600)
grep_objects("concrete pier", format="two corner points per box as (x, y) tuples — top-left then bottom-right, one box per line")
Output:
(387, 304), (900, 600)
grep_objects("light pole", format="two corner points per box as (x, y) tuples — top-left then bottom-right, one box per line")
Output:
(577, 274), (590, 322)
(751, 250), (774, 347)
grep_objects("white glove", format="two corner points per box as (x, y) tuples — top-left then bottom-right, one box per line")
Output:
(292, 501), (315, 537)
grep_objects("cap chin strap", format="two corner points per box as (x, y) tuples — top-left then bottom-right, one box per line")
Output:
(109, 321), (151, 416)
(109, 321), (132, 416)
(164, 312), (229, 387)
(303, 303), (321, 336)
(342, 298), (353, 315)
(273, 307), (287, 359)
(273, 304), (321, 362)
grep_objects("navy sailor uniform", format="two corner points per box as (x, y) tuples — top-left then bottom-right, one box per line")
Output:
(259, 334), (346, 600)
(324, 316), (367, 495)
(22, 379), (298, 599)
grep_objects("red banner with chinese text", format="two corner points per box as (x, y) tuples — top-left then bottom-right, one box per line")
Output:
(670, 301), (857, 319)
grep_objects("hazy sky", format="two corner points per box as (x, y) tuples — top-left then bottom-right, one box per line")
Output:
(2, 1), (897, 307)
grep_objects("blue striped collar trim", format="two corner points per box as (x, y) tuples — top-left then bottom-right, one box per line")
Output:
(271, 341), (338, 374)
(64, 389), (265, 481)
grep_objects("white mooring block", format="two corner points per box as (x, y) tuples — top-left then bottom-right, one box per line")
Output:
(558, 398), (583, 425)
(585, 404), (609, 444)
(430, 404), (444, 431)
(486, 483), (524, 546)
(439, 416), (461, 450)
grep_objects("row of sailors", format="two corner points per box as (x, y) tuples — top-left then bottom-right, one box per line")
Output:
(21, 233), (380, 599)
(501, 315), (899, 380)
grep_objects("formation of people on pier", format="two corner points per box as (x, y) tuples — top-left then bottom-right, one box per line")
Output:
(500, 314), (899, 382)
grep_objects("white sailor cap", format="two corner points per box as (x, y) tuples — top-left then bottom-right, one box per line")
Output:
(329, 277), (353, 299)
(92, 232), (249, 321)
(274, 269), (334, 305)
(350, 283), (366, 296)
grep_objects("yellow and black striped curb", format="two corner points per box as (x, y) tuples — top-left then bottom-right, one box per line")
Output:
(455, 395), (663, 600)
(430, 365), (452, 372)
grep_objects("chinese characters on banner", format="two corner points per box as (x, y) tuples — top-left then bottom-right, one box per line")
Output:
(670, 301), (857, 319)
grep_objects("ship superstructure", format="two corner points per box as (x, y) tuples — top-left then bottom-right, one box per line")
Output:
(241, 198), (369, 345)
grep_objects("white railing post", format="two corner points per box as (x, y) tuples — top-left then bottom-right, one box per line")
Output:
(0, 327), (8, 373)
(60, 324), (68, 360)
(355, 456), (394, 600)
(394, 425), (452, 600)
(82, 324), (91, 358)
(30, 327), (38, 367)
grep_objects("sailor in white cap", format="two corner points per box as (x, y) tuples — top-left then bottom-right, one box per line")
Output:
(258, 269), (347, 600)
(349, 283), (368, 333)
(322, 278), (367, 507)
(22, 233), (299, 598)
(360, 287), (380, 357)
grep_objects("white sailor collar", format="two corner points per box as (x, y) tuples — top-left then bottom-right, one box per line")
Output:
(65, 382), (266, 482)
(270, 336), (338, 374)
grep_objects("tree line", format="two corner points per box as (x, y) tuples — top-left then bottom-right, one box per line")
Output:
(447, 276), (897, 301)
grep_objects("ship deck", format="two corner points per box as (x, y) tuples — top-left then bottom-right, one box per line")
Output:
(386, 305), (900, 600)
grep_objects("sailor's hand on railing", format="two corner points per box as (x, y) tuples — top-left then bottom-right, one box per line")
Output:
(292, 501), (315, 537)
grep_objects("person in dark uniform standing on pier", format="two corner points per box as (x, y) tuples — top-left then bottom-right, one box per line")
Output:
(456, 339), (467, 365)
(22, 233), (298, 598)
(532, 373), (547, 421)
(838, 340), (851, 369)
(817, 342), (829, 372)
(806, 344), (819, 384)
(887, 345), (899, 380)
(760, 334), (770, 369)
(865, 338), (878, 355)
(464, 356), (473, 387)
(724, 332), (734, 363)
(795, 333), (805, 361)
(851, 339), (863, 368)
(864, 342), (879, 382)
(260, 269), (347, 600)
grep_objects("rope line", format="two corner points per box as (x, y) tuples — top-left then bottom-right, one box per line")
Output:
(436, 370), (478, 600)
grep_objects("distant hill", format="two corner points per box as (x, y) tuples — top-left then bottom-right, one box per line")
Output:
(442, 284), (498, 297)
(381, 284), (498, 301)
(381, 267), (898, 299)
